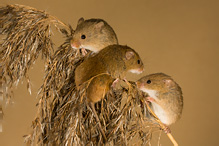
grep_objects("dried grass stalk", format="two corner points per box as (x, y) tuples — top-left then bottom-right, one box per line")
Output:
(24, 33), (87, 145)
(0, 4), (71, 102)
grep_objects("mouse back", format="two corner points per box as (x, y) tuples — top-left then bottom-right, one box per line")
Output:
(74, 54), (105, 89)
(71, 17), (118, 52)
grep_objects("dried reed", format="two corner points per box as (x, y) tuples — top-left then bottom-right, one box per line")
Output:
(0, 4), (70, 103)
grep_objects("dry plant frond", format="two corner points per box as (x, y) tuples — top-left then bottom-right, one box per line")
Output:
(0, 4), (71, 102)
(25, 32), (89, 145)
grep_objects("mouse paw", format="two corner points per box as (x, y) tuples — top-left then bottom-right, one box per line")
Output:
(146, 97), (155, 103)
(163, 125), (171, 134)
(81, 48), (87, 56)
(111, 78), (119, 88)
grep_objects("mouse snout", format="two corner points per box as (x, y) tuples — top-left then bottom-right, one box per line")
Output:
(139, 65), (144, 73)
(71, 39), (81, 49)
(135, 66), (144, 74)
(135, 81), (142, 88)
(129, 68), (143, 74)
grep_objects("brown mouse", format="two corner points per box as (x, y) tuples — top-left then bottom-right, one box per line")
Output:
(75, 44), (144, 142)
(75, 44), (144, 89)
(136, 73), (183, 132)
(71, 17), (118, 54)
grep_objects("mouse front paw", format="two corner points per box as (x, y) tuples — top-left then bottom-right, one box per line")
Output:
(163, 125), (171, 134)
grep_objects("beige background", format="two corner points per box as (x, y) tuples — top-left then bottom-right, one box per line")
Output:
(0, 0), (219, 145)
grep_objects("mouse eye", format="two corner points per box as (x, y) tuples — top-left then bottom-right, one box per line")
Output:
(81, 34), (86, 39)
(137, 59), (141, 64)
(147, 80), (151, 84)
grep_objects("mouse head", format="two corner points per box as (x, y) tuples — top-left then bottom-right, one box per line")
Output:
(123, 46), (144, 74)
(136, 73), (177, 93)
(137, 73), (183, 125)
(71, 17), (118, 52)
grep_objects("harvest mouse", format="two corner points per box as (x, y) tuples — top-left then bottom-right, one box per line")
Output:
(75, 44), (144, 141)
(71, 17), (118, 54)
(136, 73), (183, 133)
(75, 44), (144, 89)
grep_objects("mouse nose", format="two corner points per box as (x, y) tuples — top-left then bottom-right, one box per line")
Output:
(135, 81), (140, 88)
(136, 66), (144, 74)
(136, 81), (145, 89)
(71, 40), (81, 49)
(139, 67), (144, 73)
(140, 64), (144, 71)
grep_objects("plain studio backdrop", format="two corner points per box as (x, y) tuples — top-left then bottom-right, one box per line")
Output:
(0, 0), (219, 145)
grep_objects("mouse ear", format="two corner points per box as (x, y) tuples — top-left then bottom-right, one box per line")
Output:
(125, 51), (135, 60)
(77, 17), (85, 25)
(95, 21), (104, 30)
(163, 79), (175, 88)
